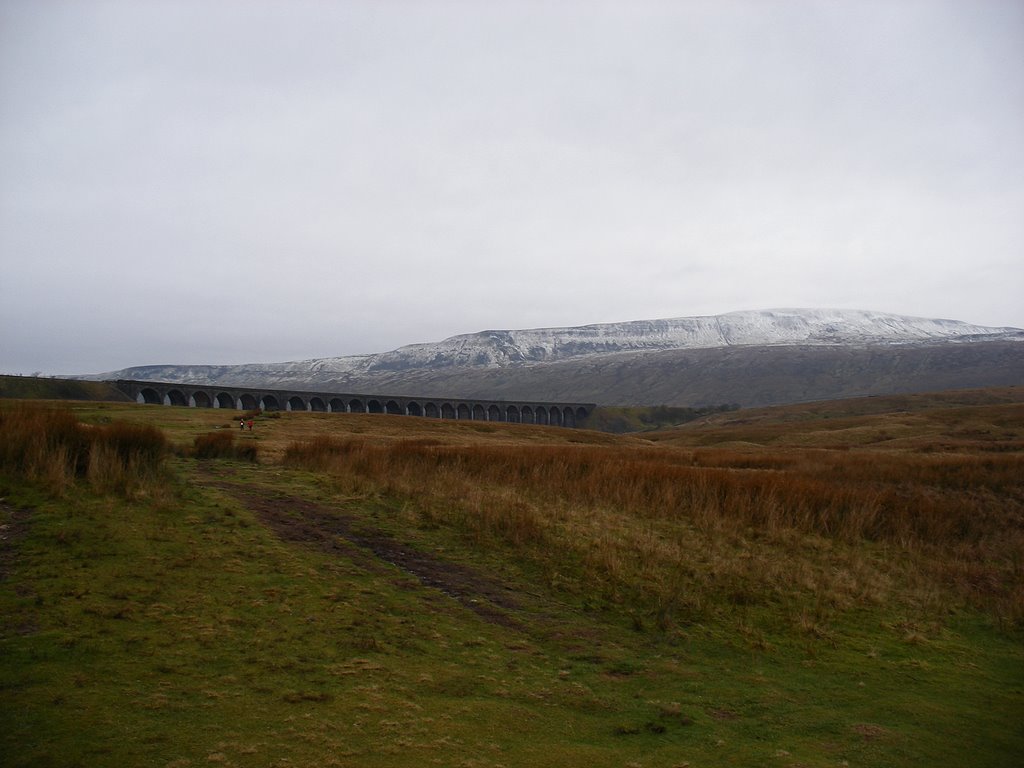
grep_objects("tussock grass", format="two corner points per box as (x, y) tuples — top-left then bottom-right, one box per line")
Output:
(192, 429), (259, 462)
(0, 402), (167, 495)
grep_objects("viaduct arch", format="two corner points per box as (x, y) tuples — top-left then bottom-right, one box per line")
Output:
(115, 380), (594, 428)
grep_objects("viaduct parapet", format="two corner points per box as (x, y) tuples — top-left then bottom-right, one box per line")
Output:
(114, 380), (595, 428)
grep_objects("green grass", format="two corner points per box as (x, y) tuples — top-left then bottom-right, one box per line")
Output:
(1, 396), (1022, 767)
(581, 404), (739, 433)
(0, 374), (130, 403)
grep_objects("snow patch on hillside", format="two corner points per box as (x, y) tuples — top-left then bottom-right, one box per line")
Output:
(96, 309), (1023, 384)
(344, 308), (1022, 372)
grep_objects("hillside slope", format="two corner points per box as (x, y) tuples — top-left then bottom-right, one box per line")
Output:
(92, 309), (1024, 407)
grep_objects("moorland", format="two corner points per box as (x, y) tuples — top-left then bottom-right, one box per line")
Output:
(1, 385), (1022, 767)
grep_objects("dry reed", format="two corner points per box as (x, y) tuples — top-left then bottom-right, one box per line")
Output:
(282, 435), (1024, 627)
(0, 403), (168, 494)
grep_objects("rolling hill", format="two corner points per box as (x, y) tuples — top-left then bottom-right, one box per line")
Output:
(91, 309), (1024, 407)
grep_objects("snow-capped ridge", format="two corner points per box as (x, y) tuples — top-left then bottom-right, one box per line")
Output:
(96, 308), (1023, 386)
(359, 308), (1022, 372)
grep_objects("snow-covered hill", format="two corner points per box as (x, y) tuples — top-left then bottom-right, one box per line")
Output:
(358, 308), (1021, 372)
(95, 308), (1023, 387)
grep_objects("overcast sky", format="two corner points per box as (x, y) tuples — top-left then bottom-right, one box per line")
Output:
(2, 0), (1022, 375)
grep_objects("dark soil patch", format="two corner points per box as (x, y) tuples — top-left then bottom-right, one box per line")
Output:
(0, 500), (33, 582)
(0, 500), (40, 638)
(204, 480), (524, 630)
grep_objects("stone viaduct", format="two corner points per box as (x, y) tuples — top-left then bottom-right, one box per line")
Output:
(114, 380), (595, 428)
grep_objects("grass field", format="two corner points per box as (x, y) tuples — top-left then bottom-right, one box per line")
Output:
(1, 388), (1022, 767)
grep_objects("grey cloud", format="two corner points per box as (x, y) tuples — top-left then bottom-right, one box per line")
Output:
(1, 0), (1022, 374)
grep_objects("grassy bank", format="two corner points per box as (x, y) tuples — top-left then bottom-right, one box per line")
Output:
(0, 374), (130, 403)
(1, 393), (1022, 766)
(580, 404), (739, 433)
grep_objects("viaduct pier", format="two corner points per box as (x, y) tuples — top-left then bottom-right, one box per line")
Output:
(115, 380), (595, 428)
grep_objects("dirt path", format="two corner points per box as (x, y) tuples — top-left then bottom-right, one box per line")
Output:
(0, 499), (40, 638)
(0, 500), (32, 583)
(201, 477), (525, 630)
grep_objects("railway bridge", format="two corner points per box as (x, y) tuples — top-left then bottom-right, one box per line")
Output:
(114, 380), (595, 428)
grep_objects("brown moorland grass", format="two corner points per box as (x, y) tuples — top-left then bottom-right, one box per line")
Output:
(651, 386), (1024, 449)
(283, 430), (1024, 629)
(192, 429), (259, 461)
(0, 402), (168, 495)
(10, 392), (1022, 629)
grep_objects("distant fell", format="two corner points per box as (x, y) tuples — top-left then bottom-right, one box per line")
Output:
(88, 309), (1024, 408)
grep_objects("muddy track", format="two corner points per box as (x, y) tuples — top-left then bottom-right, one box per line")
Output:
(201, 477), (525, 630)
(0, 499), (41, 638)
(0, 500), (33, 583)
